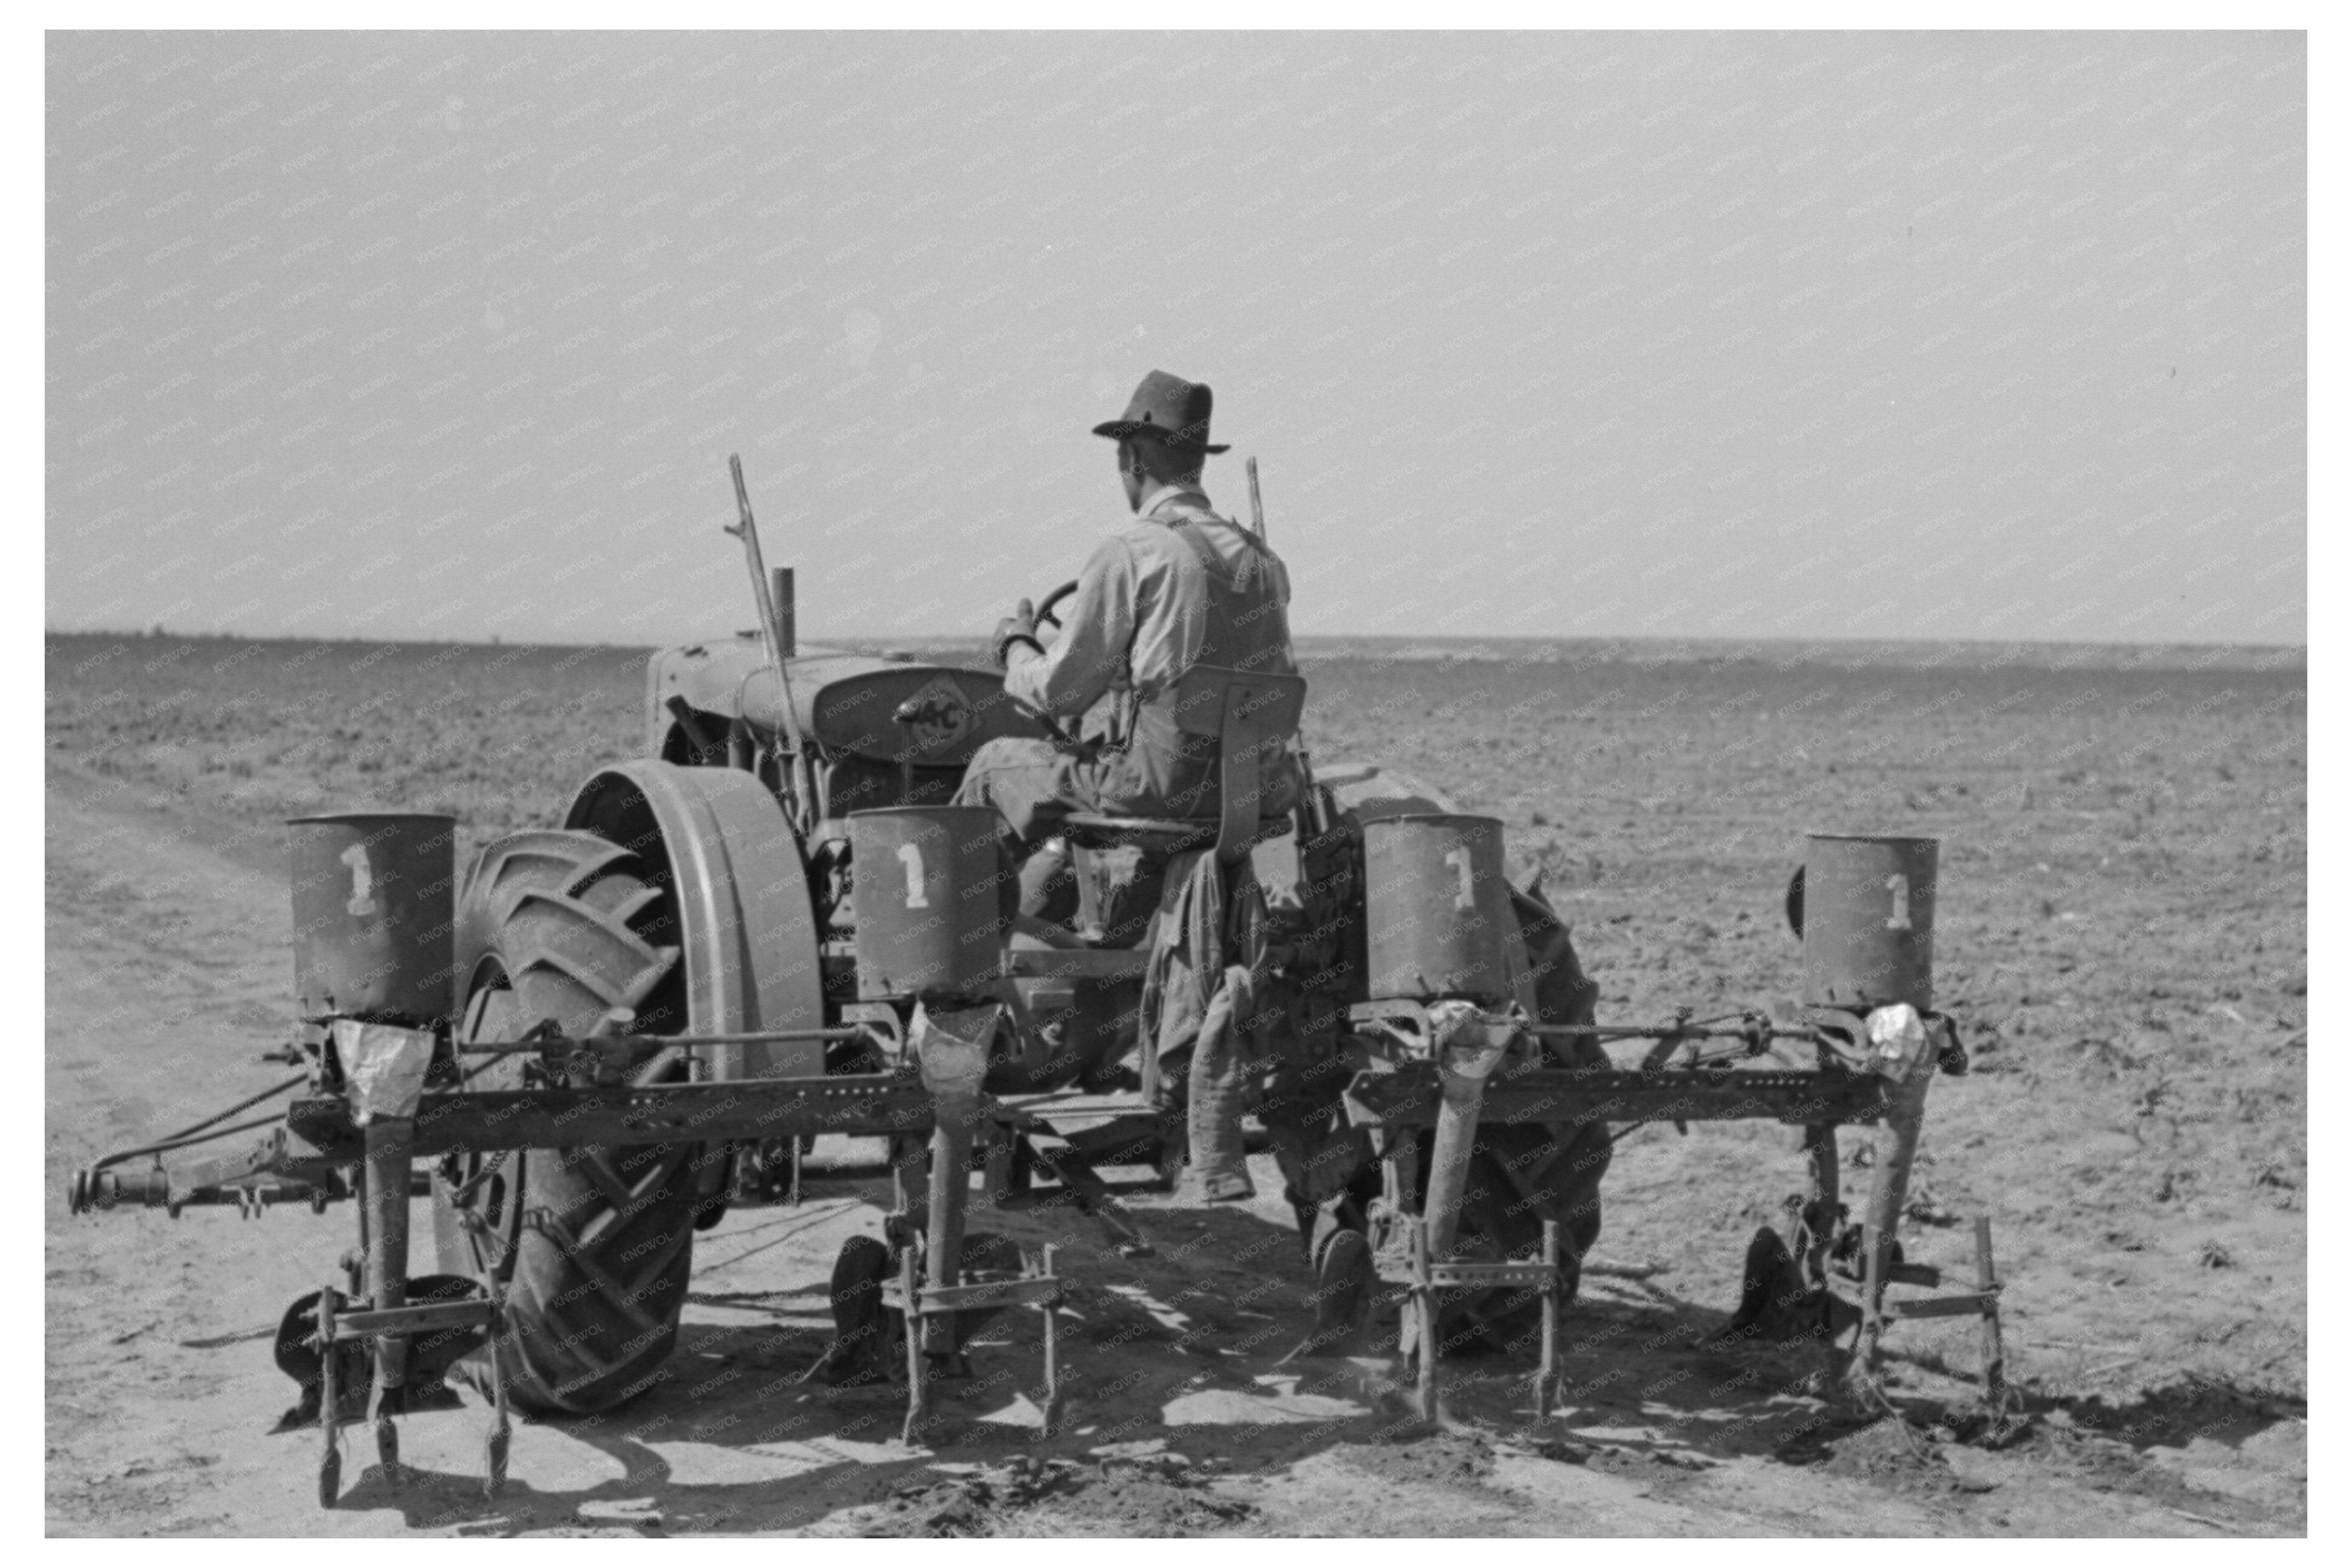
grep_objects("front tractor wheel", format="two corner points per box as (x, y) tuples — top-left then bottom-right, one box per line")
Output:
(431, 831), (705, 1416)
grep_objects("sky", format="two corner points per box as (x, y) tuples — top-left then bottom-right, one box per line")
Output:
(46, 30), (2306, 648)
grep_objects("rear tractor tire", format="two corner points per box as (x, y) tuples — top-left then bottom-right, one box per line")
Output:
(431, 831), (705, 1416)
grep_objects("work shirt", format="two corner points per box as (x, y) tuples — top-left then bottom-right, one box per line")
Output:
(1004, 483), (1298, 750)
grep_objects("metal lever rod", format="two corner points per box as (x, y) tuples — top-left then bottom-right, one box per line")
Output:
(726, 454), (818, 830)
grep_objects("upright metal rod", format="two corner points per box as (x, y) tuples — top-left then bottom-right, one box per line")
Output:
(351, 1155), (371, 1296)
(899, 1243), (927, 1445)
(1537, 1220), (1561, 1418)
(1246, 456), (1266, 539)
(891, 1135), (931, 1238)
(1038, 1243), (1062, 1438)
(316, 1280), (342, 1507)
(364, 1115), (415, 1485)
(1386, 1131), (1421, 1221)
(1424, 1024), (1510, 1258)
(909, 1002), (996, 1360)
(1848, 1049), (1935, 1395)
(923, 1107), (975, 1357)
(1413, 1218), (1438, 1426)
(1424, 1073), (1487, 1259)
(1974, 1217), (2006, 1406)
(726, 455), (816, 830)
(771, 566), (796, 658)
(1802, 1123), (1839, 1288)
(482, 1288), (511, 1499)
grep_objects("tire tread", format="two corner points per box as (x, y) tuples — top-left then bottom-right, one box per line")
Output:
(434, 830), (700, 1415)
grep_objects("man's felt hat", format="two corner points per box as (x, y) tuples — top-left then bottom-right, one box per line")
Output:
(1091, 370), (1231, 453)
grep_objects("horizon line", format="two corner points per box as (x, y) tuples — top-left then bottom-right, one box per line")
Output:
(43, 624), (2307, 662)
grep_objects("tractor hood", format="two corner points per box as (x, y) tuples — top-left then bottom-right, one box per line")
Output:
(649, 633), (1044, 766)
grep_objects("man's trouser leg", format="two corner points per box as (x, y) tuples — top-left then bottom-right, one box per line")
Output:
(1148, 850), (1257, 1203)
(1184, 982), (1255, 1202)
(956, 738), (1174, 935)
(954, 738), (1086, 927)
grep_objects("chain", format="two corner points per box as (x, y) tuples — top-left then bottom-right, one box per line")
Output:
(438, 1146), (512, 1212)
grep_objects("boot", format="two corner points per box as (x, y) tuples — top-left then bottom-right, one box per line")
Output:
(1284, 1226), (1374, 1359)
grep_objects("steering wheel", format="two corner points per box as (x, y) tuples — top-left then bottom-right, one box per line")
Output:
(1034, 578), (1079, 636)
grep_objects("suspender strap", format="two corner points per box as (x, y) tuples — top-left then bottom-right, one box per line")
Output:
(1168, 515), (1272, 672)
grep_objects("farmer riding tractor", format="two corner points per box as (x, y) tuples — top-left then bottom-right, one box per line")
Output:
(68, 460), (1994, 1508)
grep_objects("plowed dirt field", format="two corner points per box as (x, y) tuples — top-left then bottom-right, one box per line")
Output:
(45, 633), (2305, 1536)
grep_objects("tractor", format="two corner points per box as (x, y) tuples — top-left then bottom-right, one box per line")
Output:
(68, 458), (1998, 1508)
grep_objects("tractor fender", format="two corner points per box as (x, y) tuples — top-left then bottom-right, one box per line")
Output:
(564, 760), (824, 1080)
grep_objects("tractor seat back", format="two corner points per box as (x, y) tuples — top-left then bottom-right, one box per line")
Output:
(1061, 664), (1307, 865)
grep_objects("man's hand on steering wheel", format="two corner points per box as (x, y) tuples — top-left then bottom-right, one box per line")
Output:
(992, 579), (1080, 671)
(991, 598), (1042, 671)
(996, 579), (1085, 746)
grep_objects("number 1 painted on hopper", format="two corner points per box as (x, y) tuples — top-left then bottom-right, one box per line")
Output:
(898, 843), (930, 909)
(341, 843), (377, 917)
(1443, 847), (1476, 911)
(1885, 872), (1912, 931)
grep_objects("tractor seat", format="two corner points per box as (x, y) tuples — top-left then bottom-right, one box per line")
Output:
(1061, 812), (1292, 857)
(1061, 664), (1308, 866)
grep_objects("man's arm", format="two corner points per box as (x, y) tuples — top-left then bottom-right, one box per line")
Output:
(1004, 536), (1136, 717)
